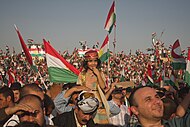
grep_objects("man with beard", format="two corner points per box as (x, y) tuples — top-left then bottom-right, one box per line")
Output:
(53, 91), (99, 127)
(128, 86), (190, 127)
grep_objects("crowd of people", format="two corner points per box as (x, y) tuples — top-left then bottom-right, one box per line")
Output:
(0, 44), (190, 127)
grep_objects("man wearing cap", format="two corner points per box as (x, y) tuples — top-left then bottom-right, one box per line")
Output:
(53, 91), (99, 127)
(105, 84), (129, 126)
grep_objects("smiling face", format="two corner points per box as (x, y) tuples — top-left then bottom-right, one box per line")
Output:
(87, 58), (98, 70)
(13, 90), (20, 103)
(131, 87), (164, 122)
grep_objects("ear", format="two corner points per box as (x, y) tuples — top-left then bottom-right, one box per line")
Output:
(7, 96), (12, 103)
(130, 106), (139, 116)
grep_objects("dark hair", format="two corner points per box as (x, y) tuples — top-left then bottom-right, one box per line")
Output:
(10, 82), (21, 90)
(178, 86), (190, 99)
(44, 94), (55, 115)
(0, 86), (14, 103)
(82, 59), (101, 72)
(62, 82), (77, 90)
(129, 85), (152, 107)
(162, 97), (178, 120)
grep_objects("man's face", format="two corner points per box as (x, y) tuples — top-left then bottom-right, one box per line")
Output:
(19, 99), (44, 126)
(112, 93), (123, 100)
(75, 108), (93, 125)
(132, 87), (164, 121)
(13, 90), (20, 103)
(0, 93), (9, 108)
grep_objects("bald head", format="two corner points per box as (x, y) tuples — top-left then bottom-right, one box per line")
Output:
(20, 83), (44, 100)
(18, 94), (44, 126)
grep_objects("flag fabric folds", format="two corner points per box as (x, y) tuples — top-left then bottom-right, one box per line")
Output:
(171, 39), (186, 70)
(44, 39), (80, 83)
(185, 48), (190, 86)
(98, 35), (110, 62)
(14, 25), (37, 72)
(14, 25), (33, 66)
(104, 1), (116, 34)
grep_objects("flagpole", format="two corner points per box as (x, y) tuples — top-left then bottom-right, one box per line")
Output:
(37, 70), (48, 90)
(107, 34), (111, 87)
(113, 24), (116, 57)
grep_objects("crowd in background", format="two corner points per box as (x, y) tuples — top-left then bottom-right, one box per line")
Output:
(0, 43), (189, 127)
(0, 44), (186, 88)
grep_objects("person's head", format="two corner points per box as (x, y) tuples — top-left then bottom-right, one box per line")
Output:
(178, 86), (190, 103)
(62, 82), (77, 90)
(162, 97), (177, 120)
(111, 87), (124, 100)
(83, 49), (101, 70)
(129, 86), (164, 124)
(112, 76), (120, 83)
(0, 86), (14, 108)
(10, 82), (21, 103)
(123, 87), (133, 98)
(20, 83), (44, 101)
(75, 91), (99, 125)
(18, 94), (44, 126)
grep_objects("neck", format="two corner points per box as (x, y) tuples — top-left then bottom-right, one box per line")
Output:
(9, 102), (15, 107)
(139, 118), (162, 127)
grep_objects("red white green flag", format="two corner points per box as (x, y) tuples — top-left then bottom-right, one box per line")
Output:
(185, 48), (190, 86)
(44, 39), (80, 83)
(147, 64), (154, 84)
(171, 39), (186, 70)
(98, 35), (110, 62)
(104, 1), (116, 34)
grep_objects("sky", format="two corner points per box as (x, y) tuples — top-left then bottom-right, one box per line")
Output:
(0, 0), (190, 54)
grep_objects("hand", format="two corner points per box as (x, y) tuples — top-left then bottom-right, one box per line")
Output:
(91, 67), (100, 77)
(5, 103), (36, 115)
(110, 83), (116, 91)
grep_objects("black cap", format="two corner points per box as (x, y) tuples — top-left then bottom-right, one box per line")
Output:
(112, 87), (123, 94)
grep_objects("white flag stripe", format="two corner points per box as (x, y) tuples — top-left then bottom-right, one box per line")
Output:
(46, 53), (68, 70)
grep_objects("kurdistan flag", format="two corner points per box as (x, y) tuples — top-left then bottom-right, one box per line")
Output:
(185, 48), (190, 86)
(98, 35), (110, 62)
(104, 1), (116, 34)
(147, 63), (154, 85)
(171, 39), (186, 70)
(44, 39), (80, 83)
